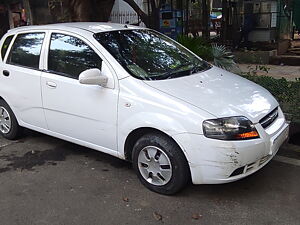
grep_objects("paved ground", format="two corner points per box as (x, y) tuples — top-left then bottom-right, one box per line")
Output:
(0, 130), (299, 225)
(237, 64), (300, 81)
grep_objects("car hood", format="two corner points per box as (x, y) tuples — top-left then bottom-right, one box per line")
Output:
(143, 66), (278, 123)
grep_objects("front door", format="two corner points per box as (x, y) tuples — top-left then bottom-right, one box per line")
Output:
(41, 32), (118, 152)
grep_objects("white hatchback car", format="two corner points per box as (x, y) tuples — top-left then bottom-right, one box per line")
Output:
(0, 23), (289, 194)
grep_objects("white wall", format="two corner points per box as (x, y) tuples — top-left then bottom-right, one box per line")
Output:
(110, 0), (146, 26)
(111, 0), (144, 15)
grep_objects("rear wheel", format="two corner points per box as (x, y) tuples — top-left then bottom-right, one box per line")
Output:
(0, 100), (22, 140)
(132, 133), (190, 195)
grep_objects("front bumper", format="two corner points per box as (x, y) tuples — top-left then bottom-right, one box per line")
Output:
(172, 111), (289, 184)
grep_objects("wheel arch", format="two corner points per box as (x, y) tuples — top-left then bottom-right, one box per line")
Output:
(0, 96), (20, 124)
(124, 127), (192, 190)
(124, 127), (190, 169)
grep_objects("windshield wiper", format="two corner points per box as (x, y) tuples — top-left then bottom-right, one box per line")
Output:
(147, 61), (211, 80)
(152, 63), (192, 80)
(191, 61), (212, 74)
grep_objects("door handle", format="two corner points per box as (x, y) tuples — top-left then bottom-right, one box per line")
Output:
(3, 70), (9, 77)
(46, 81), (57, 89)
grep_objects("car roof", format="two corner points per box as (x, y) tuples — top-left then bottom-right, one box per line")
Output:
(7, 22), (144, 34)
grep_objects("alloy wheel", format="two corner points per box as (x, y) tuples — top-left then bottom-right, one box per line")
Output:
(0, 107), (11, 134)
(137, 146), (172, 186)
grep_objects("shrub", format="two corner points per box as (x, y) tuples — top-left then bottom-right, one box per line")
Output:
(211, 44), (237, 71)
(241, 73), (300, 122)
(177, 35), (213, 61)
(177, 35), (236, 70)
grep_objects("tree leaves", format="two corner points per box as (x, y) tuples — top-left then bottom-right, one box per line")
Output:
(211, 43), (237, 70)
(177, 35), (237, 70)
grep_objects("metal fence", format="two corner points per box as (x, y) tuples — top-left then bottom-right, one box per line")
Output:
(110, 11), (144, 26)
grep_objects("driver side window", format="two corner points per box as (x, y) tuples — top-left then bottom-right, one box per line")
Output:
(48, 33), (102, 79)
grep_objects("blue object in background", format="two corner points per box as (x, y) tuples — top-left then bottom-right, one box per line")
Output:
(159, 7), (183, 40)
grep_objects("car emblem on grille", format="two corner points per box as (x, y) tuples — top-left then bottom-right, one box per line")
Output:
(260, 108), (279, 128)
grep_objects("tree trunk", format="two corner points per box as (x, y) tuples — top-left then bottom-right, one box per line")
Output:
(0, 4), (10, 37)
(68, 0), (115, 22)
(122, 0), (149, 27)
(149, 0), (159, 30)
(69, 0), (92, 21)
(49, 0), (154, 28)
(221, 0), (228, 43)
(122, 0), (161, 29)
(202, 0), (210, 40)
(92, 0), (115, 21)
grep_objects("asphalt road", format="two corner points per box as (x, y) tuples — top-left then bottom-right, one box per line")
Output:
(0, 130), (299, 225)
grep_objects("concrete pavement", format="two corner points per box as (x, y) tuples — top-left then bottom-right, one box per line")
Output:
(0, 130), (299, 225)
(237, 64), (300, 81)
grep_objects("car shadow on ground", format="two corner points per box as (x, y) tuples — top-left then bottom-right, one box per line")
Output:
(0, 129), (132, 174)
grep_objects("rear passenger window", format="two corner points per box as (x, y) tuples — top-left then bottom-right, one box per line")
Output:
(48, 33), (102, 79)
(7, 33), (45, 69)
(1, 35), (13, 60)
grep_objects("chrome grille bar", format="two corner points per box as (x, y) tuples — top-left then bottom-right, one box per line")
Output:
(259, 107), (279, 129)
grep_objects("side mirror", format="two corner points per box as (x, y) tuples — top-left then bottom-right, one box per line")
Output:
(79, 68), (108, 87)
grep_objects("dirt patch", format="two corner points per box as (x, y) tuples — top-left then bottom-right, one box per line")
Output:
(0, 142), (131, 173)
(0, 167), (10, 173)
(0, 146), (71, 173)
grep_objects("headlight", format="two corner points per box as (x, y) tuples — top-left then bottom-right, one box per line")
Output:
(203, 116), (259, 140)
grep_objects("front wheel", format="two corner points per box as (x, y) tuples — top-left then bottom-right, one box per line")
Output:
(132, 133), (190, 195)
(0, 100), (22, 140)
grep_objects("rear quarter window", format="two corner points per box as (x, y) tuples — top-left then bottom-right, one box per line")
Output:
(1, 35), (14, 61)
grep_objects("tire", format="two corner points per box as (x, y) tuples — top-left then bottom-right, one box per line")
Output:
(132, 132), (190, 195)
(0, 100), (22, 140)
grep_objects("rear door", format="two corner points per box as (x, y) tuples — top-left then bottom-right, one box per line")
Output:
(41, 31), (118, 153)
(1, 32), (47, 129)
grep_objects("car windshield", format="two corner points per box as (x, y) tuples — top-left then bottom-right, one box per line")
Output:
(94, 29), (211, 80)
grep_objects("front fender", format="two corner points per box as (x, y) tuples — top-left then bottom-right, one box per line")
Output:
(117, 111), (187, 158)
(117, 77), (215, 159)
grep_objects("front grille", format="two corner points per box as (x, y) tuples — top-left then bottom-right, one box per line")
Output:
(259, 155), (270, 165)
(229, 155), (271, 177)
(230, 166), (245, 177)
(259, 107), (279, 129)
